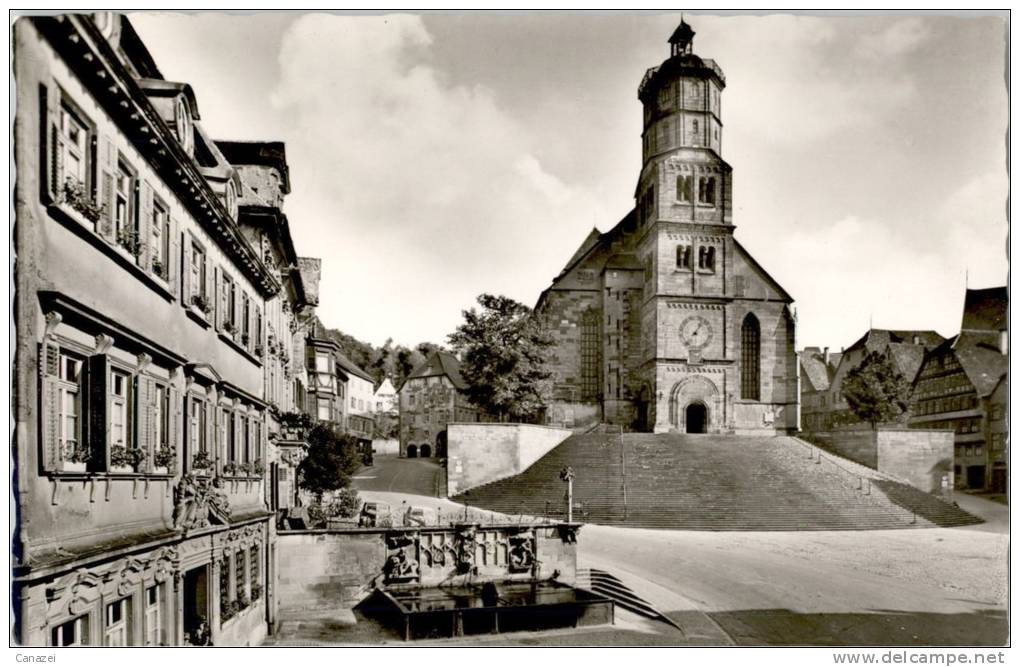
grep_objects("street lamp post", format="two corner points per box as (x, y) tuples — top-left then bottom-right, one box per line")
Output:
(559, 466), (575, 523)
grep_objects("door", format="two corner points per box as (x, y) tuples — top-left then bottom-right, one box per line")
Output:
(685, 402), (707, 434)
(966, 465), (986, 490)
(183, 566), (210, 646)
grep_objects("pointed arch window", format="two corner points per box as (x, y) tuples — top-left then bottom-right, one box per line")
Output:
(741, 313), (760, 400)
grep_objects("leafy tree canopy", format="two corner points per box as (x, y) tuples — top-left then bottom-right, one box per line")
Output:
(448, 294), (554, 422)
(297, 423), (362, 501)
(841, 350), (912, 426)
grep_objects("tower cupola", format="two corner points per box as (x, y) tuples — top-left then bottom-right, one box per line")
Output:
(669, 19), (695, 56)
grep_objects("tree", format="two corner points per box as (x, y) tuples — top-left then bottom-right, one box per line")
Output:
(841, 350), (912, 426)
(448, 294), (554, 422)
(297, 423), (361, 502)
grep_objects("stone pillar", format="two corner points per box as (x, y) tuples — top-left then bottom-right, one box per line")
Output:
(173, 571), (184, 646)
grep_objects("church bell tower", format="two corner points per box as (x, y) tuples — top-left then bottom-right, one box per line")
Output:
(636, 20), (736, 433)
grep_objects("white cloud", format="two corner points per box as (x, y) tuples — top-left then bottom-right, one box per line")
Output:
(269, 14), (599, 345)
(855, 18), (932, 60)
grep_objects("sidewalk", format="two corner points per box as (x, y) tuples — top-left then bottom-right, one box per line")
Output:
(952, 492), (1009, 533)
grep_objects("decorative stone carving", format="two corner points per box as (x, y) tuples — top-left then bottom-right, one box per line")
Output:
(508, 533), (536, 573)
(43, 311), (63, 338)
(384, 548), (420, 584)
(557, 524), (580, 544)
(135, 352), (152, 374)
(94, 333), (114, 354)
(172, 474), (230, 530)
(456, 525), (478, 574)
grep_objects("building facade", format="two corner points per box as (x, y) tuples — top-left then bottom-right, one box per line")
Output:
(798, 347), (841, 432)
(214, 141), (318, 519)
(304, 328), (375, 446)
(12, 14), (312, 646)
(537, 21), (798, 435)
(909, 287), (1008, 492)
(821, 329), (944, 430)
(373, 377), (398, 414)
(398, 351), (488, 458)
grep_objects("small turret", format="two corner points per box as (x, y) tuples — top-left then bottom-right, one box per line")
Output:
(669, 19), (695, 56)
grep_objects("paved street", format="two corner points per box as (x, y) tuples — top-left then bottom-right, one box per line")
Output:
(351, 453), (443, 497)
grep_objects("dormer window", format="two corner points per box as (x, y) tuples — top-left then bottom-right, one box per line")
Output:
(175, 97), (193, 155)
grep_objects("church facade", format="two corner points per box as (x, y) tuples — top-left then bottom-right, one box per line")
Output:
(537, 22), (798, 435)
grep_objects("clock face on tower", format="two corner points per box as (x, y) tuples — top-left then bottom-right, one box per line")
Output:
(680, 315), (713, 350)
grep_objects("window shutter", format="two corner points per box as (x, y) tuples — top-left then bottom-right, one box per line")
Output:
(39, 342), (62, 472)
(39, 84), (56, 204)
(201, 257), (211, 315)
(86, 354), (110, 472)
(169, 386), (181, 473)
(138, 181), (154, 269)
(168, 217), (180, 299)
(204, 402), (216, 467)
(181, 238), (192, 307)
(42, 80), (64, 204)
(98, 137), (116, 240)
(143, 376), (157, 468)
(213, 267), (222, 332)
(232, 285), (241, 338)
(133, 376), (148, 460)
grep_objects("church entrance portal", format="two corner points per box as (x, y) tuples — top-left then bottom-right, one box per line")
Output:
(685, 402), (708, 434)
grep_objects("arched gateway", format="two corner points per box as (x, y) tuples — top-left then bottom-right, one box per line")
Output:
(669, 375), (720, 433)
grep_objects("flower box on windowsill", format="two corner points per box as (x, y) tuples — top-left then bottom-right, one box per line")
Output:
(152, 466), (169, 475)
(111, 465), (135, 474)
(62, 460), (88, 474)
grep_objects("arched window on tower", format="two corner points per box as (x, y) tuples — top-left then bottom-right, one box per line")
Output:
(676, 175), (693, 202)
(741, 313), (761, 401)
(676, 244), (691, 269)
(580, 309), (601, 402)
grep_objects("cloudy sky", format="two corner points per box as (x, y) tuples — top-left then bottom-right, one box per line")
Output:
(130, 11), (1008, 350)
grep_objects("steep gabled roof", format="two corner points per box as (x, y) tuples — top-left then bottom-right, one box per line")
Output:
(334, 350), (374, 383)
(886, 342), (927, 384)
(954, 331), (1008, 397)
(403, 351), (467, 391)
(562, 228), (602, 276)
(799, 350), (831, 392)
(733, 239), (793, 303)
(846, 329), (945, 354)
(961, 286), (1007, 332)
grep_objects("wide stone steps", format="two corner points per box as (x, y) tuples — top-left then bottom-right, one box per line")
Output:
(453, 432), (981, 531)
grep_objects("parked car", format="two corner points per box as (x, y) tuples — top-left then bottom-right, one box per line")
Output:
(359, 502), (392, 527)
(402, 506), (427, 526)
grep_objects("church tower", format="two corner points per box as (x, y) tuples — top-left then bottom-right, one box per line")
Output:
(634, 21), (797, 434)
(535, 20), (797, 435)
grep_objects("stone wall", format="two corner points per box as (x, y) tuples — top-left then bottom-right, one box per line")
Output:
(276, 524), (579, 613)
(803, 426), (879, 468)
(446, 423), (572, 496)
(804, 426), (954, 493)
(876, 428), (954, 495)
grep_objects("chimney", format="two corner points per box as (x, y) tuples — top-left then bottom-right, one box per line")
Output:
(823, 347), (830, 365)
(1000, 330), (1008, 355)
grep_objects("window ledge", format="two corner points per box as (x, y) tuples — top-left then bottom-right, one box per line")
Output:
(218, 332), (262, 367)
(696, 268), (716, 275)
(186, 306), (212, 328)
(47, 203), (175, 304)
(46, 469), (175, 479)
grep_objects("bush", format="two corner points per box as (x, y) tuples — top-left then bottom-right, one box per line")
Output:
(329, 488), (361, 519)
(297, 423), (361, 501)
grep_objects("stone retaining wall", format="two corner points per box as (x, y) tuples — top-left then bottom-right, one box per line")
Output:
(446, 423), (572, 496)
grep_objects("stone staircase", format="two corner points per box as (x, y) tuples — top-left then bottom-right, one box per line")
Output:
(453, 432), (982, 531)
